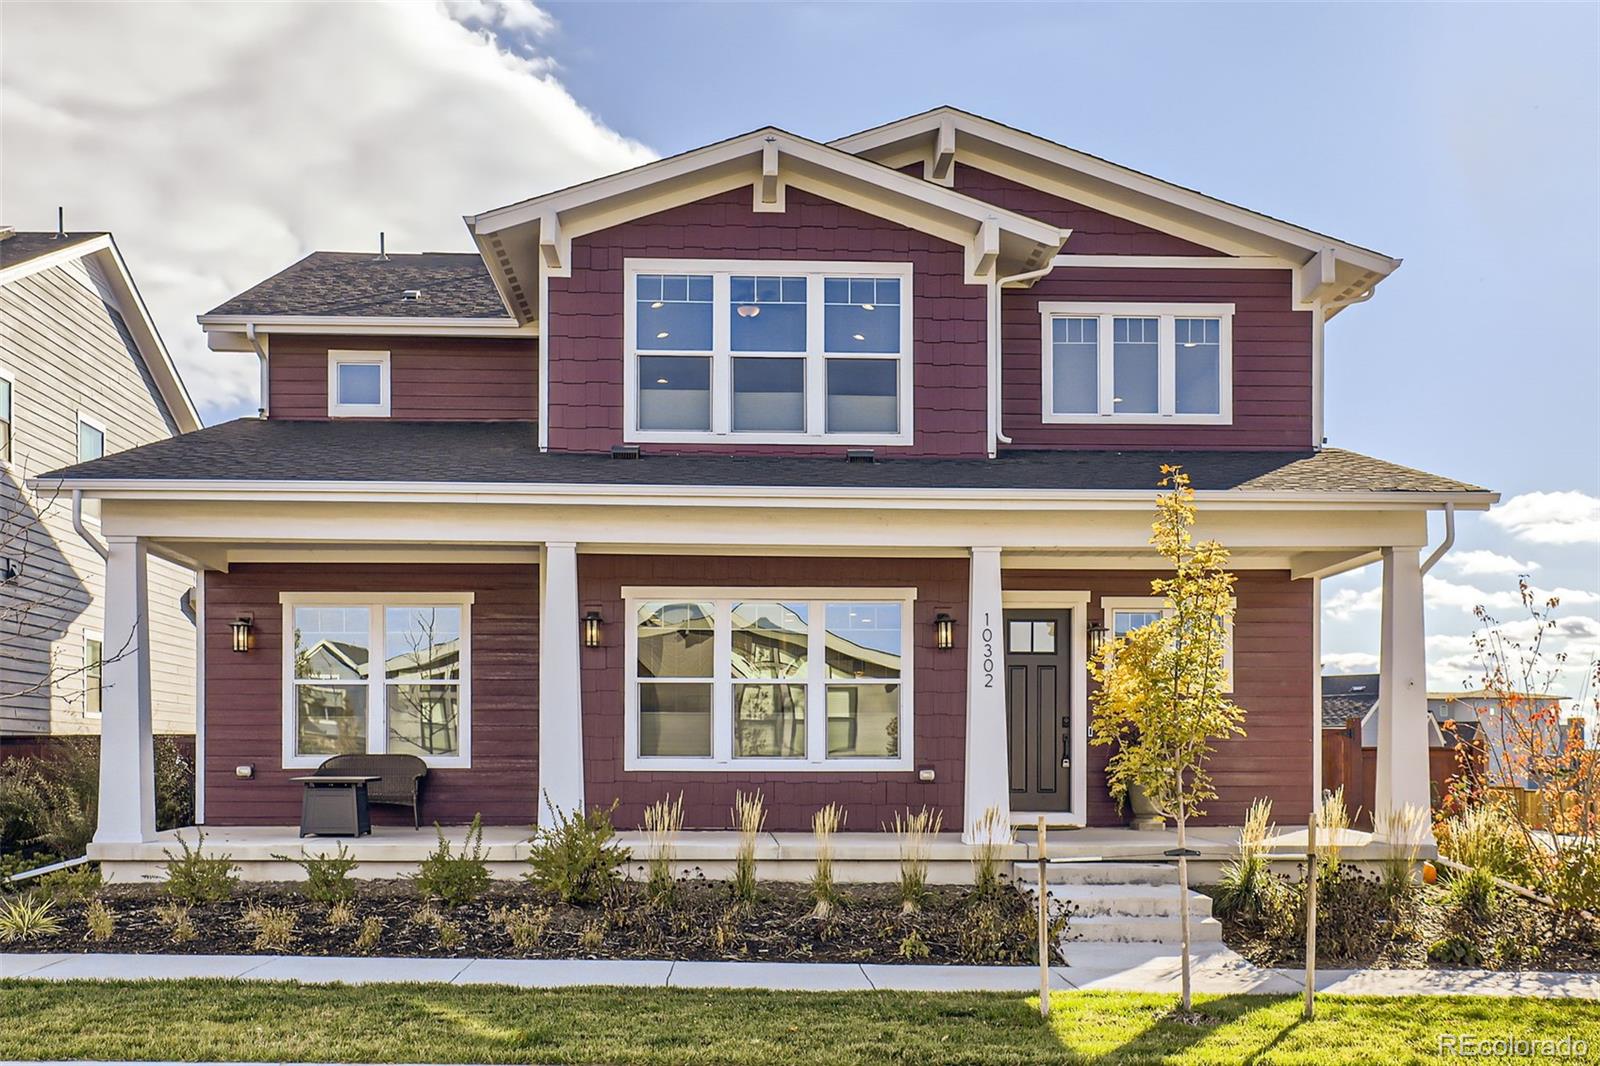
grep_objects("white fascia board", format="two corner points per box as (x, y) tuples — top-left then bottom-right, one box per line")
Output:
(199, 315), (533, 336)
(832, 108), (1400, 279)
(1, 235), (201, 432)
(37, 477), (1500, 512)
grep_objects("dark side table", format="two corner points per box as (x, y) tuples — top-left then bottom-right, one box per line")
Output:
(291, 775), (380, 837)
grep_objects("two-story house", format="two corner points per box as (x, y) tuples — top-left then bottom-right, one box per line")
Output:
(1, 226), (200, 742)
(42, 109), (1494, 868)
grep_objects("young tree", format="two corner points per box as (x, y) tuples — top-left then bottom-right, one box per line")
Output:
(1089, 466), (1244, 1012)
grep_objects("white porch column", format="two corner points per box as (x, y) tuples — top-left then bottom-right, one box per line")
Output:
(1375, 546), (1433, 827)
(963, 546), (1010, 842)
(538, 541), (584, 827)
(93, 535), (155, 844)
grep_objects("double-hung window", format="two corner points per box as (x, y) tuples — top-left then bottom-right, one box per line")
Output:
(281, 593), (471, 768)
(1040, 303), (1233, 424)
(625, 587), (914, 770)
(626, 260), (913, 445)
(328, 351), (391, 417)
(1100, 595), (1234, 691)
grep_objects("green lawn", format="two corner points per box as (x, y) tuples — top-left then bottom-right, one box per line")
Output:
(4, 981), (1598, 1064)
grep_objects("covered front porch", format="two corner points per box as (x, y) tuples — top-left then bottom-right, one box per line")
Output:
(75, 459), (1465, 875)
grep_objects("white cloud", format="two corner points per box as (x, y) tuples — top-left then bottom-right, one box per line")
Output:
(1321, 651), (1378, 674)
(1, 2), (653, 420)
(1445, 549), (1539, 576)
(1425, 575), (1599, 615)
(1324, 585), (1381, 621)
(1484, 491), (1600, 546)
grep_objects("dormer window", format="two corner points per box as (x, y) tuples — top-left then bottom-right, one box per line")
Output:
(626, 259), (913, 445)
(328, 350), (391, 418)
(1039, 303), (1233, 424)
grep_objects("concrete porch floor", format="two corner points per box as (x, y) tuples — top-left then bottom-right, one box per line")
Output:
(88, 823), (1393, 884)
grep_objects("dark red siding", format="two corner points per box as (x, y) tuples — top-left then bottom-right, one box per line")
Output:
(546, 187), (988, 457)
(267, 335), (536, 421)
(951, 165), (1226, 257)
(578, 555), (969, 832)
(1005, 569), (1316, 827)
(202, 564), (539, 827)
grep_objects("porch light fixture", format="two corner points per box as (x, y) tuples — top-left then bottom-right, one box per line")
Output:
(230, 614), (254, 654)
(582, 610), (603, 648)
(1087, 620), (1109, 657)
(934, 613), (955, 651)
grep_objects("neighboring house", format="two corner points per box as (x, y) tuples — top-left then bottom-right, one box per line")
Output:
(1322, 673), (1445, 748)
(1430, 689), (1575, 788)
(41, 108), (1497, 849)
(0, 227), (201, 738)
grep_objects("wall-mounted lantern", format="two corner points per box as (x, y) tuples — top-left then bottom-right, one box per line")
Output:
(1087, 620), (1109, 657)
(934, 612), (955, 651)
(582, 610), (603, 649)
(230, 614), (254, 654)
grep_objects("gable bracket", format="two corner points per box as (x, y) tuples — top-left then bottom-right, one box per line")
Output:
(930, 117), (957, 183)
(967, 217), (1000, 280)
(1292, 245), (1337, 308)
(539, 212), (569, 275)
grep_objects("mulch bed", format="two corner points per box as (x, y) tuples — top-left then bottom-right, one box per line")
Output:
(11, 878), (1068, 965)
(1213, 883), (1600, 972)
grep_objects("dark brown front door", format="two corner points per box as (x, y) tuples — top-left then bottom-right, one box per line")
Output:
(1005, 609), (1072, 813)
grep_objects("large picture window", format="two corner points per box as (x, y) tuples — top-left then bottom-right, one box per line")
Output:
(625, 260), (914, 445)
(281, 593), (472, 768)
(625, 587), (914, 771)
(1040, 303), (1233, 424)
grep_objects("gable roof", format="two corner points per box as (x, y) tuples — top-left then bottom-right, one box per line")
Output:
(0, 228), (200, 432)
(465, 125), (1069, 324)
(832, 107), (1400, 313)
(1321, 673), (1380, 727)
(202, 252), (508, 320)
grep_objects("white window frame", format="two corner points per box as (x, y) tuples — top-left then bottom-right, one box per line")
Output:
(76, 412), (107, 461)
(622, 585), (916, 772)
(1040, 303), (1234, 425)
(327, 350), (392, 418)
(623, 259), (915, 446)
(82, 629), (103, 719)
(279, 591), (473, 769)
(1100, 595), (1234, 692)
(0, 365), (14, 467)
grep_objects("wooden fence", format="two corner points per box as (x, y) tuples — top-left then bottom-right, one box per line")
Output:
(1321, 719), (1466, 828)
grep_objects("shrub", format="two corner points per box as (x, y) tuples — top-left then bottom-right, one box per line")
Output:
(808, 802), (845, 919)
(155, 902), (195, 943)
(1314, 786), (1353, 879)
(525, 796), (630, 906)
(84, 898), (114, 941)
(1215, 796), (1277, 920)
(243, 904), (297, 951)
(891, 806), (941, 914)
(354, 916), (383, 953)
(153, 736), (196, 832)
(731, 790), (765, 904)
(325, 899), (355, 929)
(493, 903), (549, 951)
(1445, 865), (1498, 921)
(896, 930), (930, 960)
(38, 863), (101, 903)
(1429, 934), (1484, 966)
(435, 919), (464, 950)
(969, 805), (1010, 899)
(1438, 803), (1536, 884)
(162, 831), (239, 903)
(412, 814), (492, 908)
(578, 918), (604, 951)
(275, 843), (359, 904)
(1544, 841), (1600, 915)
(0, 892), (62, 942)
(1374, 804), (1429, 901)
(642, 793), (684, 902)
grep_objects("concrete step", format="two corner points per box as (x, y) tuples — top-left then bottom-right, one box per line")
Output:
(1070, 914), (1225, 944)
(1048, 883), (1214, 918)
(1014, 861), (1177, 886)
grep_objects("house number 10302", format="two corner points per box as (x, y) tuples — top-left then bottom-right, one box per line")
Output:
(981, 612), (995, 688)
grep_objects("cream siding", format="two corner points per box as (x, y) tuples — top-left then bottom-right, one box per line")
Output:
(0, 255), (195, 735)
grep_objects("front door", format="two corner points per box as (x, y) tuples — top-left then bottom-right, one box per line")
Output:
(1004, 609), (1072, 813)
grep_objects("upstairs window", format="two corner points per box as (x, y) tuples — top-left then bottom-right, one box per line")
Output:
(328, 351), (391, 417)
(1040, 304), (1233, 424)
(0, 371), (12, 463)
(77, 415), (105, 461)
(626, 260), (913, 445)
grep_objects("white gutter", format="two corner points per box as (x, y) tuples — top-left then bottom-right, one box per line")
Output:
(989, 248), (1067, 454)
(72, 489), (109, 560)
(246, 323), (268, 419)
(1420, 501), (1457, 575)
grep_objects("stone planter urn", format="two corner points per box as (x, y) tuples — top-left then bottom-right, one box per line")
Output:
(1126, 781), (1167, 831)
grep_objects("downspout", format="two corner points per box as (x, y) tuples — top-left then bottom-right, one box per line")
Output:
(989, 255), (1063, 455)
(247, 322), (268, 419)
(1420, 502), (1456, 576)
(72, 489), (109, 560)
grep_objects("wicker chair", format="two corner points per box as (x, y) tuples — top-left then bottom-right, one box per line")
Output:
(315, 754), (429, 829)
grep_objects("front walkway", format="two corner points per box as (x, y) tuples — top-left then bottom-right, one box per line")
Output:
(6, 945), (1593, 997)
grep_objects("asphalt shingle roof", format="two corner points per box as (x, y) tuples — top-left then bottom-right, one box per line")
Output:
(0, 230), (108, 269)
(41, 419), (1491, 494)
(1322, 674), (1380, 728)
(203, 252), (508, 319)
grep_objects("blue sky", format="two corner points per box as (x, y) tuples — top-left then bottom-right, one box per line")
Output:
(6, 1), (1596, 699)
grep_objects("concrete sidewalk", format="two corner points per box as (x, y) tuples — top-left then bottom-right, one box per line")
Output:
(5, 944), (1597, 997)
